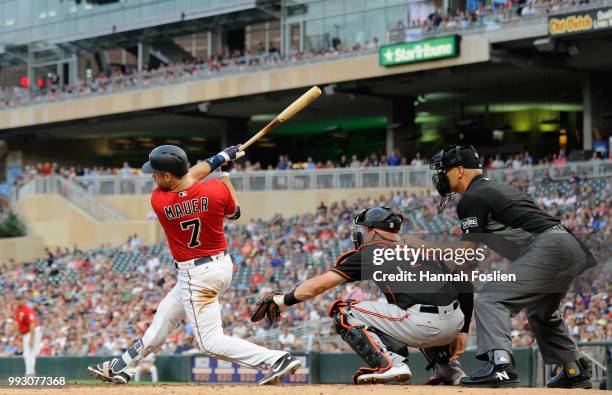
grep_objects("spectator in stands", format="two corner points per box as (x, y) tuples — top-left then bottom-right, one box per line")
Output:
(278, 325), (296, 350)
(387, 149), (402, 166)
(120, 162), (132, 177)
(410, 152), (425, 166)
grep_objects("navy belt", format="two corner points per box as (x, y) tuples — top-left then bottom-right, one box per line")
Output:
(174, 250), (228, 269)
(420, 300), (460, 314)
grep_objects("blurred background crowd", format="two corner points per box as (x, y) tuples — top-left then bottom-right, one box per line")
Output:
(0, 174), (609, 357)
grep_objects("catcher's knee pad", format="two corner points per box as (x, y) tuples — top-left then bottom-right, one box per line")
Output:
(327, 298), (358, 318)
(420, 345), (452, 370)
(332, 309), (392, 373)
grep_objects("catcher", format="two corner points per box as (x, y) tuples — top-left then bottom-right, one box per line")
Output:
(252, 207), (474, 384)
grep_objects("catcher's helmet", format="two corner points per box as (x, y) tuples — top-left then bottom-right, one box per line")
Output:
(142, 145), (189, 177)
(352, 207), (404, 249)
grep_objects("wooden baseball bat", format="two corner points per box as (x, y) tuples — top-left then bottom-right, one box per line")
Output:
(239, 86), (322, 151)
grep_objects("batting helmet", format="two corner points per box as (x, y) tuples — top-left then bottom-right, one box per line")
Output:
(142, 145), (189, 177)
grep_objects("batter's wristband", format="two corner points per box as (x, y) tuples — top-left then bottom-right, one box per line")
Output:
(205, 154), (226, 171)
(283, 289), (300, 306)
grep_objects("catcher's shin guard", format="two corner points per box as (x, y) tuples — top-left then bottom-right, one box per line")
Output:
(368, 326), (409, 358)
(330, 300), (392, 376)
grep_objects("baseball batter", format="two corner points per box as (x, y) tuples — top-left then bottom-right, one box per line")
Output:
(252, 207), (473, 385)
(88, 144), (301, 385)
(14, 294), (41, 376)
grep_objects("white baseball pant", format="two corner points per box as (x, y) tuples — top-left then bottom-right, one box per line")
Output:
(120, 253), (284, 370)
(22, 326), (42, 375)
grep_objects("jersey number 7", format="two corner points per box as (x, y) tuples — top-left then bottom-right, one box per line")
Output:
(180, 218), (202, 248)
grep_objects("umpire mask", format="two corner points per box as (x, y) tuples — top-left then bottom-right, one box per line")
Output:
(430, 145), (482, 208)
(352, 207), (404, 249)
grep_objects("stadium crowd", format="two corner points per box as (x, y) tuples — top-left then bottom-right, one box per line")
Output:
(0, 174), (609, 357)
(0, 0), (592, 108)
(4, 149), (607, 195)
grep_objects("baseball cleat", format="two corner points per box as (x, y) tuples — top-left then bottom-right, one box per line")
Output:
(547, 358), (592, 389)
(355, 363), (412, 384)
(460, 361), (519, 388)
(87, 358), (133, 384)
(258, 353), (302, 385)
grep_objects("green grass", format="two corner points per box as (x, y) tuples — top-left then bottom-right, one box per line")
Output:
(70, 379), (191, 385)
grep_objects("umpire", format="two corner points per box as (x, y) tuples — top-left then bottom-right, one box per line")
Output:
(411, 145), (596, 388)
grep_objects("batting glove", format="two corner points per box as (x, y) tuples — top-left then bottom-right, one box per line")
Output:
(205, 145), (245, 171)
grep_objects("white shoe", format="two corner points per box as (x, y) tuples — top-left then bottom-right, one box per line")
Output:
(356, 363), (412, 384)
(87, 358), (135, 384)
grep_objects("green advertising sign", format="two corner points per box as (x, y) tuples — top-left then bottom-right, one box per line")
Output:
(379, 35), (460, 67)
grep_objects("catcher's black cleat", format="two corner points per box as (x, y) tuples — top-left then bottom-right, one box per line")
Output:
(258, 353), (302, 385)
(547, 357), (592, 389)
(460, 350), (520, 388)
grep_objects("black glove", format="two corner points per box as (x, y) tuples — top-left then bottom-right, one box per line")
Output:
(220, 161), (234, 173)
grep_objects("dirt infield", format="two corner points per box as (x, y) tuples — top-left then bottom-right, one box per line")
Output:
(0, 384), (603, 395)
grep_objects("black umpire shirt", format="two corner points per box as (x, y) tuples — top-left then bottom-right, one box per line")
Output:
(457, 174), (560, 260)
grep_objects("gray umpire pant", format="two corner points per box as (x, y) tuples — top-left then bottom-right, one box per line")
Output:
(475, 227), (593, 364)
(345, 300), (464, 366)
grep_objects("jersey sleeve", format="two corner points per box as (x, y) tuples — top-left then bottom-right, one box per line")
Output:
(330, 249), (362, 282)
(457, 194), (489, 241)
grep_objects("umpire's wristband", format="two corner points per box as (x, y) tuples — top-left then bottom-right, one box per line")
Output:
(283, 289), (301, 306)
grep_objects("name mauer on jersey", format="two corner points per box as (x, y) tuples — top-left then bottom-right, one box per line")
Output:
(163, 197), (208, 220)
(151, 179), (236, 262)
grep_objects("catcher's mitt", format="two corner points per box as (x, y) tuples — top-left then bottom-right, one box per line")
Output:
(250, 292), (282, 324)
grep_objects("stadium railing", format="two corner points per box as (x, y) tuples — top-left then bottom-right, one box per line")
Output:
(11, 175), (126, 221)
(66, 160), (612, 195)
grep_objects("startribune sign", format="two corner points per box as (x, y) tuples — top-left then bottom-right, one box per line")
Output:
(549, 7), (612, 36)
(379, 36), (460, 67)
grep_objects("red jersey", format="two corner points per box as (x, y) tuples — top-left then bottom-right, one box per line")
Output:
(14, 305), (38, 335)
(151, 179), (236, 261)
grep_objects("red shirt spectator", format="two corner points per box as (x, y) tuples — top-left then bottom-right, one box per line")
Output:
(250, 271), (264, 286)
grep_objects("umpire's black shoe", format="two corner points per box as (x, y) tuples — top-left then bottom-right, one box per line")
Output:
(547, 357), (592, 389)
(258, 353), (302, 385)
(460, 350), (520, 388)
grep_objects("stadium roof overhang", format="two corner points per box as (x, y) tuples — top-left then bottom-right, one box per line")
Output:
(52, 7), (277, 55)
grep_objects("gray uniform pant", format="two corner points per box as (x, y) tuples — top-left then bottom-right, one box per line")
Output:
(345, 300), (464, 365)
(475, 228), (591, 364)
